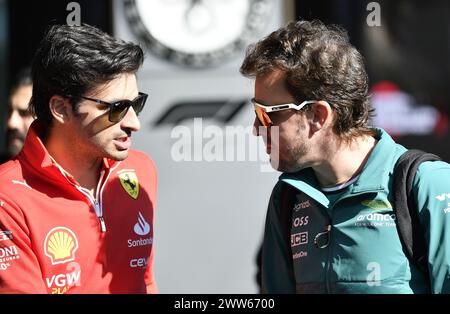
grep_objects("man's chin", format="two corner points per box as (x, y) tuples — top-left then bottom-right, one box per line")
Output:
(267, 148), (290, 172)
(106, 150), (129, 161)
(7, 143), (23, 158)
(269, 157), (302, 173)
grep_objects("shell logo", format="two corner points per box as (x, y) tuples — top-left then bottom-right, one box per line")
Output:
(44, 227), (79, 265)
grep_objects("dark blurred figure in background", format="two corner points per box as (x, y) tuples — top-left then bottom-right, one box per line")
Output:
(1, 68), (33, 163)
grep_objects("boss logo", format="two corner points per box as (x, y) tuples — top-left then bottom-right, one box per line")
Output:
(292, 216), (309, 228)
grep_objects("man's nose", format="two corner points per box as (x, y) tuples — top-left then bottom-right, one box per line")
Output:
(7, 110), (21, 130)
(121, 106), (141, 132)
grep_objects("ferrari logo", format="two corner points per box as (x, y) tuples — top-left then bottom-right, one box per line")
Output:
(118, 170), (139, 199)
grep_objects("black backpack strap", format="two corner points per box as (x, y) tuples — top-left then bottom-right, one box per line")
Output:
(393, 149), (441, 274)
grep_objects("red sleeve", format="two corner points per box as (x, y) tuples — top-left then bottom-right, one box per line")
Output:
(0, 198), (47, 293)
(145, 248), (158, 294)
(143, 156), (158, 293)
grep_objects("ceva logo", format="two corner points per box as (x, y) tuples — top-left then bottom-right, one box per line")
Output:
(44, 227), (79, 265)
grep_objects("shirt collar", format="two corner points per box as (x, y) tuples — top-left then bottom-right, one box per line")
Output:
(19, 120), (117, 185)
(280, 128), (405, 204)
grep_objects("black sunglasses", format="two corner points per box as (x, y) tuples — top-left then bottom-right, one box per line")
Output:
(81, 92), (148, 122)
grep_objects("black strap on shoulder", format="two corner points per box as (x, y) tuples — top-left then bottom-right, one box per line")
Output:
(393, 149), (441, 274)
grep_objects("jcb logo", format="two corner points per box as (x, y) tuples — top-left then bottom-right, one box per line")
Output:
(291, 232), (308, 247)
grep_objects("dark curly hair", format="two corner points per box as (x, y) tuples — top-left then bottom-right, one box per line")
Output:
(30, 23), (144, 128)
(240, 20), (374, 141)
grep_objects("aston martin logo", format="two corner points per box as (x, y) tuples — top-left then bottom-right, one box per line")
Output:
(44, 227), (79, 265)
(361, 199), (392, 210)
(118, 170), (139, 199)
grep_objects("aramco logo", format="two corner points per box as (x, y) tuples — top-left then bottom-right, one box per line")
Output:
(44, 227), (79, 265)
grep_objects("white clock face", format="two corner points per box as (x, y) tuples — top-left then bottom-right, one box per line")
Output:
(124, 0), (273, 67)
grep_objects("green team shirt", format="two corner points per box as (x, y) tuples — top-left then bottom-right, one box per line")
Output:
(261, 128), (450, 294)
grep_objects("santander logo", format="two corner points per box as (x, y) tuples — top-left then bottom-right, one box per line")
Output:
(134, 212), (150, 236)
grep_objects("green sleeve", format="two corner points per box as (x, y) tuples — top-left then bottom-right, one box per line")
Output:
(261, 182), (296, 293)
(414, 161), (450, 293)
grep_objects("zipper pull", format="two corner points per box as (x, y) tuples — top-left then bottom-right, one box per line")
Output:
(314, 224), (331, 249)
(99, 216), (107, 232)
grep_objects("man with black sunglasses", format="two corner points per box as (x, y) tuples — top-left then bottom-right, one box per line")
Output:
(241, 20), (450, 294)
(0, 24), (157, 294)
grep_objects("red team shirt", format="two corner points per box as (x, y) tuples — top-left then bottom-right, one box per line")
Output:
(0, 122), (157, 293)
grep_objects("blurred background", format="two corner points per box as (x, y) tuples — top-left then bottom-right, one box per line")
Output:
(0, 0), (449, 293)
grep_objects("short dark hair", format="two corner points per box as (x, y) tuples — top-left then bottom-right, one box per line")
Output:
(10, 67), (32, 95)
(30, 24), (144, 127)
(240, 20), (374, 141)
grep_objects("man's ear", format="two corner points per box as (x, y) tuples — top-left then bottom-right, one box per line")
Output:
(308, 100), (333, 132)
(49, 95), (72, 124)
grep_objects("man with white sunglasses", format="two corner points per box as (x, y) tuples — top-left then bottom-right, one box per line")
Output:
(240, 20), (450, 293)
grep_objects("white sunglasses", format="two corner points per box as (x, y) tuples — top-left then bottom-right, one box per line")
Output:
(251, 98), (318, 126)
